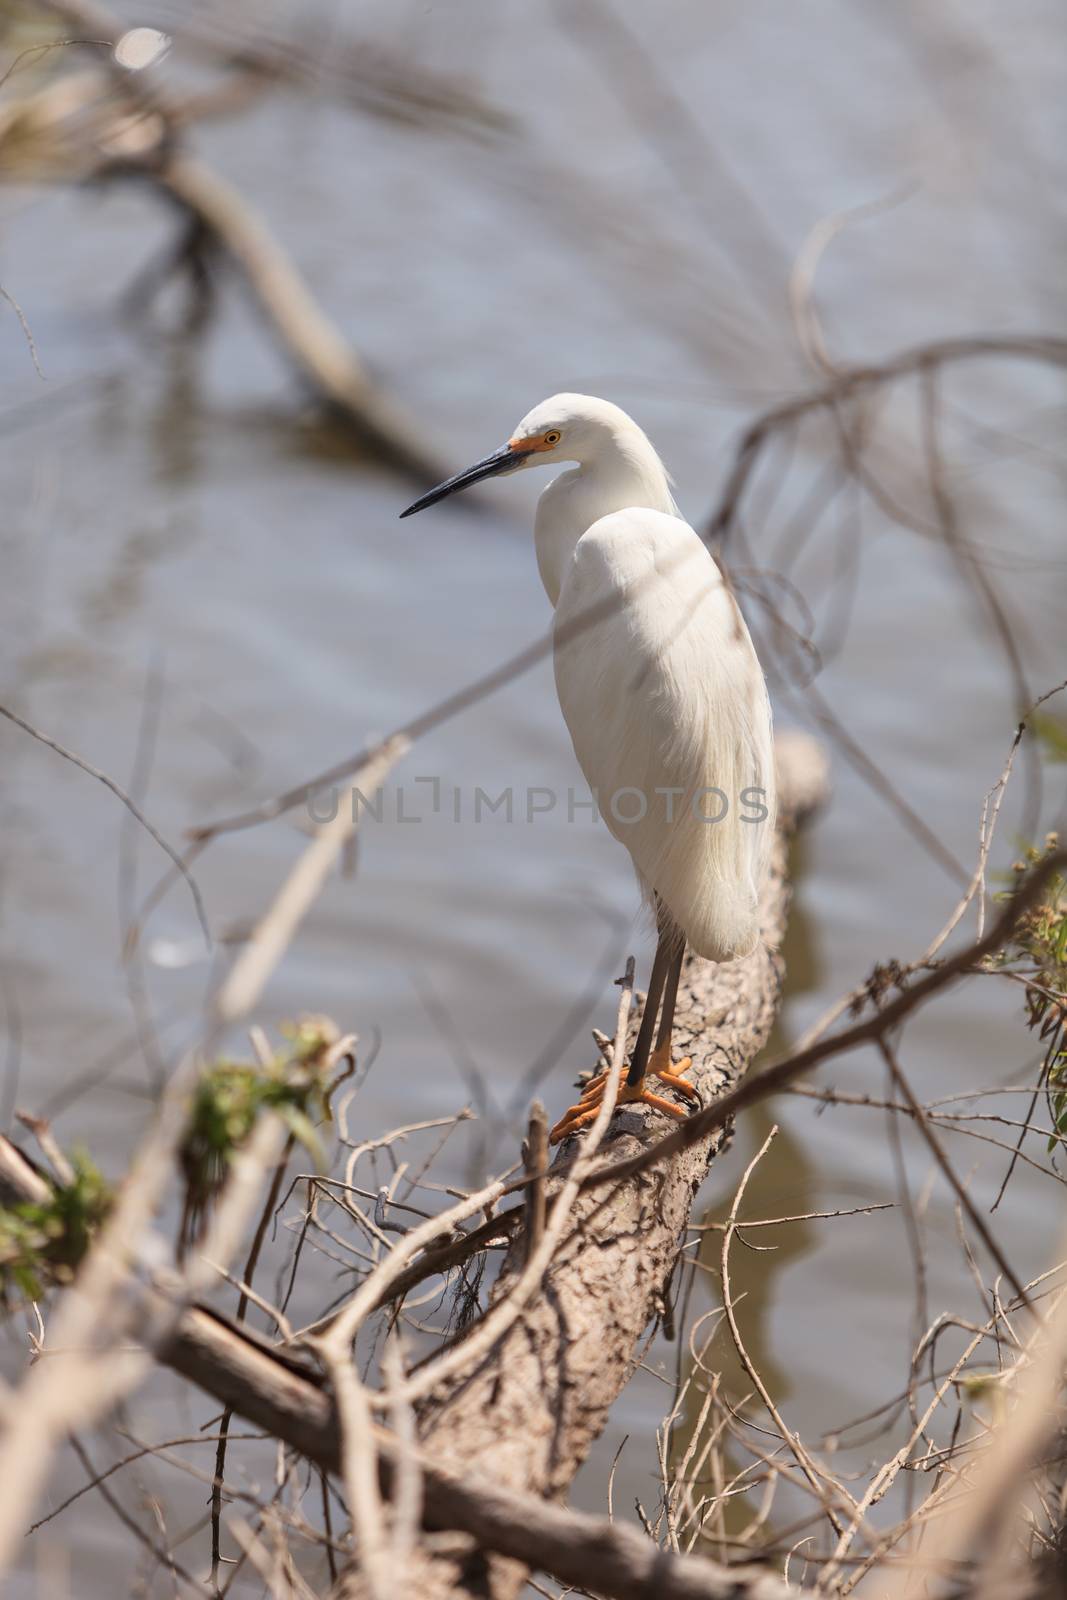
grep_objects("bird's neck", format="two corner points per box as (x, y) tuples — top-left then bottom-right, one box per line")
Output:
(534, 444), (677, 607)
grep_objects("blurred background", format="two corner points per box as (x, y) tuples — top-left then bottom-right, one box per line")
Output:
(1, 0), (1065, 1592)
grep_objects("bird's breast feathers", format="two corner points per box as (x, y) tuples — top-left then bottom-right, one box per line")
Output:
(552, 507), (775, 961)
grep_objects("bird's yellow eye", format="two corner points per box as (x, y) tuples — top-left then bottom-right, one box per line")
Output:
(544, 430), (561, 446)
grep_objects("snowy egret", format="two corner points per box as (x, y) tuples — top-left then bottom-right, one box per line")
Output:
(401, 395), (775, 1143)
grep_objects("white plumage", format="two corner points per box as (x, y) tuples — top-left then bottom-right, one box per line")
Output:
(553, 504), (774, 959)
(402, 392), (776, 1138)
(524, 394), (775, 960)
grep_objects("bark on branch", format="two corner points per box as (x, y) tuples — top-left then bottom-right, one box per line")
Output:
(165, 1308), (800, 1600)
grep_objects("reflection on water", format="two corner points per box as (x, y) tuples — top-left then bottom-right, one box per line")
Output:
(666, 848), (824, 1542)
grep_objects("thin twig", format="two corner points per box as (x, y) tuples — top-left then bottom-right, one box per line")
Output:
(876, 1039), (1033, 1312)
(0, 702), (210, 948)
(720, 1128), (853, 1539)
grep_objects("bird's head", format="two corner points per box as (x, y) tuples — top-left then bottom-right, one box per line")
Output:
(399, 394), (639, 518)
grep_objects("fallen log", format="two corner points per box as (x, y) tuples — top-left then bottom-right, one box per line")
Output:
(1, 4), (451, 481)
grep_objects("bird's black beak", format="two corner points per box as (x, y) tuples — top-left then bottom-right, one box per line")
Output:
(399, 444), (530, 518)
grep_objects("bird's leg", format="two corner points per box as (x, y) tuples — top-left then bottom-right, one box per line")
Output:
(643, 940), (697, 1100)
(549, 930), (694, 1144)
(623, 931), (671, 1088)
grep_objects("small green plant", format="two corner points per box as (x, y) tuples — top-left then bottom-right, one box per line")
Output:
(178, 1017), (351, 1252)
(0, 1153), (112, 1304)
(993, 836), (1067, 1152)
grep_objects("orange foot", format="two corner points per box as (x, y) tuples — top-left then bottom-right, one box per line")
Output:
(548, 1044), (697, 1144)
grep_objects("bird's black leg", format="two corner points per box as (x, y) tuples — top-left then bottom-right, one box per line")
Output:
(655, 939), (685, 1053)
(643, 936), (698, 1102)
(626, 930), (673, 1087)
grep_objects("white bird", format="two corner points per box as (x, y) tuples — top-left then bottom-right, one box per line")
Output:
(402, 394), (775, 1142)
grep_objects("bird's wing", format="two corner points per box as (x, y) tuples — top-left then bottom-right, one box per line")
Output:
(553, 507), (775, 960)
